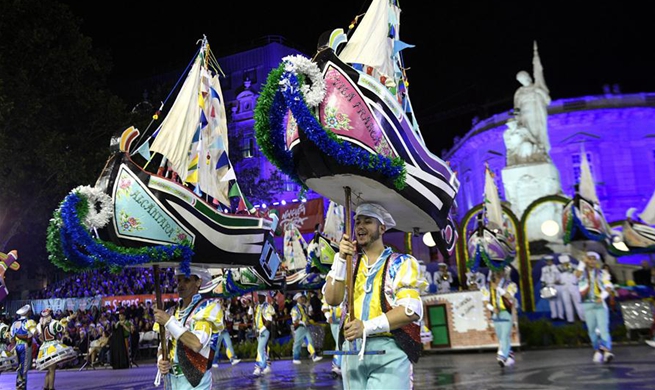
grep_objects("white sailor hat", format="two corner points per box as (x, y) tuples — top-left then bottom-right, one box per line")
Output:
(544, 255), (554, 262)
(355, 203), (396, 230)
(16, 304), (32, 316)
(293, 292), (304, 301)
(175, 265), (213, 289)
(559, 255), (570, 264)
(257, 291), (269, 297)
(438, 262), (448, 267)
(586, 251), (601, 260)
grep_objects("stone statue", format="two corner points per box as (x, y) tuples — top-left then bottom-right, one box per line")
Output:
(506, 41), (551, 165)
(503, 118), (546, 165)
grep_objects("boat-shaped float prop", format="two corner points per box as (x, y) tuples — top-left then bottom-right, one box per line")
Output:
(254, 0), (460, 255)
(562, 147), (613, 249)
(467, 166), (516, 272)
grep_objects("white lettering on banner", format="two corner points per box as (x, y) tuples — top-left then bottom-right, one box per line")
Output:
(435, 291), (487, 333)
(280, 204), (309, 229)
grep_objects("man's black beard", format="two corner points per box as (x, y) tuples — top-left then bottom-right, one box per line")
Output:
(358, 229), (381, 250)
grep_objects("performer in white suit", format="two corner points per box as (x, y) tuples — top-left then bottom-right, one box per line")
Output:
(558, 255), (585, 323)
(540, 256), (564, 320)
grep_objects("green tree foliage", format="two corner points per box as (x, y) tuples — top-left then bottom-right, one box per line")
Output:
(0, 0), (129, 262)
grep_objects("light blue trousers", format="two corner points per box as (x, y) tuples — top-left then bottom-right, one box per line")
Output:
(169, 370), (212, 390)
(212, 330), (237, 364)
(342, 337), (411, 390)
(582, 301), (612, 351)
(293, 325), (316, 360)
(492, 310), (513, 359)
(330, 323), (342, 368)
(255, 328), (270, 369)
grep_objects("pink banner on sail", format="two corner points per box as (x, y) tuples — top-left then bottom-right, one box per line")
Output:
(319, 65), (396, 158)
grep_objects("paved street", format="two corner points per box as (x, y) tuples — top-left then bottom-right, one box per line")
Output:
(1, 344), (654, 389)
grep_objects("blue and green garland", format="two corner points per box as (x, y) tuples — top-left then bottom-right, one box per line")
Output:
(254, 60), (407, 191)
(46, 188), (194, 274)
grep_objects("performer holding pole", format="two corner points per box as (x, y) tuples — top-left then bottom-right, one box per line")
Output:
(153, 265), (221, 389)
(324, 189), (426, 389)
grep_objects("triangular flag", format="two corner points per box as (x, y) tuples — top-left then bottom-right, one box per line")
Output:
(393, 40), (415, 56)
(228, 183), (241, 198)
(133, 140), (151, 160)
(221, 167), (236, 182)
(215, 151), (229, 170)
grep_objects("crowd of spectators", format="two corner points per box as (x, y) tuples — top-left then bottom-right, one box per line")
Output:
(3, 269), (330, 368)
(29, 267), (179, 299)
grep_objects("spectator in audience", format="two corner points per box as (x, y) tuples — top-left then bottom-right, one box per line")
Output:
(87, 329), (110, 367)
(110, 308), (131, 369)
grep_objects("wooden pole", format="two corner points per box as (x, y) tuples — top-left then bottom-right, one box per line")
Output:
(153, 264), (170, 389)
(344, 187), (355, 322)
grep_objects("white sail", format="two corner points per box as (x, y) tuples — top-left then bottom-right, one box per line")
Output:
(322, 200), (345, 243)
(196, 69), (231, 206)
(484, 167), (503, 230)
(284, 223), (308, 271)
(150, 52), (203, 183)
(578, 148), (599, 204)
(338, 0), (398, 82)
(639, 188), (655, 225)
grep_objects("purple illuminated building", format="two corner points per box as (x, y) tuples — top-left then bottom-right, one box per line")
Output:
(444, 92), (655, 268)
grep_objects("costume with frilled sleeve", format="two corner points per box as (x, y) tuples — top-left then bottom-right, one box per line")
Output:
(158, 294), (222, 388)
(337, 247), (426, 390)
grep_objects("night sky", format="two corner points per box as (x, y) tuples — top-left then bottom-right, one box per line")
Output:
(62, 1), (654, 154)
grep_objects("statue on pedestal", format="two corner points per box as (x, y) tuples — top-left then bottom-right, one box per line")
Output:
(505, 41), (551, 166)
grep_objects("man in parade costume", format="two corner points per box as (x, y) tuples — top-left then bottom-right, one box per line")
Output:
(252, 291), (275, 376)
(154, 265), (222, 389)
(10, 304), (37, 390)
(290, 292), (323, 364)
(481, 266), (518, 368)
(575, 251), (615, 364)
(36, 308), (77, 390)
(210, 298), (240, 367)
(324, 203), (426, 389)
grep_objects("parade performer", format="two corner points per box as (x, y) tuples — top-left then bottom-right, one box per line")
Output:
(35, 308), (77, 390)
(10, 304), (37, 390)
(210, 298), (240, 367)
(0, 322), (17, 372)
(252, 291), (275, 376)
(558, 255), (585, 323)
(482, 266), (518, 367)
(321, 291), (344, 376)
(465, 269), (486, 291)
(154, 265), (222, 389)
(436, 263), (453, 293)
(540, 255), (564, 320)
(324, 203), (426, 389)
(575, 251), (615, 364)
(291, 292), (323, 365)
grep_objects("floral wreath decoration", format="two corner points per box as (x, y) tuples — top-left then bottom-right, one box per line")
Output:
(254, 54), (406, 191)
(46, 185), (194, 274)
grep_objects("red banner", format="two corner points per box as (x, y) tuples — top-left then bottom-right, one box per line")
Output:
(270, 198), (325, 235)
(101, 294), (178, 308)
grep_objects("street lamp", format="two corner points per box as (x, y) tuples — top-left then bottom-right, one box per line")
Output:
(541, 219), (560, 237)
(423, 232), (436, 247)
